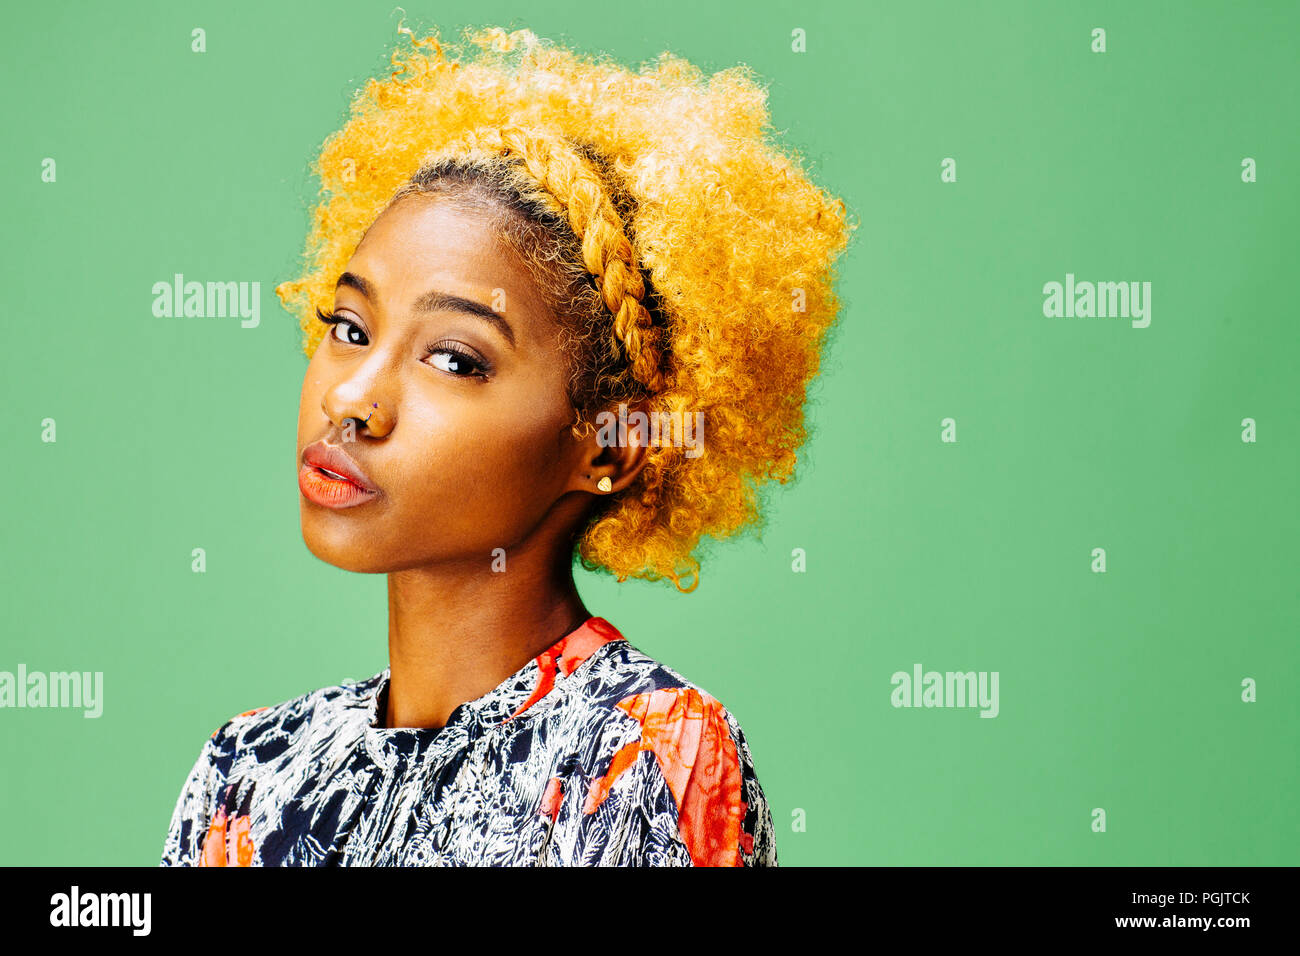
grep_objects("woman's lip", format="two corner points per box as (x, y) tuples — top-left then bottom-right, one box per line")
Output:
(298, 462), (380, 509)
(301, 440), (379, 493)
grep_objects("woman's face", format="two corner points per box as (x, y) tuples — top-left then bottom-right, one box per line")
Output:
(296, 193), (594, 574)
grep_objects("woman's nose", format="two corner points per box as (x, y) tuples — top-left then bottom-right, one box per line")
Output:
(323, 387), (394, 438)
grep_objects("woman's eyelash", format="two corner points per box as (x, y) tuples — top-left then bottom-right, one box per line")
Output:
(316, 307), (355, 330)
(425, 340), (492, 379)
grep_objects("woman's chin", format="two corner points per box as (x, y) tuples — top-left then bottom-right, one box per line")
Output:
(300, 522), (391, 574)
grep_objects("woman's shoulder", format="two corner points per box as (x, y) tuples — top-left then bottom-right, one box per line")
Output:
(204, 672), (382, 760)
(577, 639), (758, 741)
(559, 638), (778, 866)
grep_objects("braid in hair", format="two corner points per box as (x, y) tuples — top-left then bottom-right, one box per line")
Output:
(443, 124), (670, 395)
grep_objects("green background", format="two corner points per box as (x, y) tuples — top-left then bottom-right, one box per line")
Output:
(2, 0), (1296, 866)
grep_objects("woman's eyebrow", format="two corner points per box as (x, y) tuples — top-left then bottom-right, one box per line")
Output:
(335, 271), (516, 349)
(412, 288), (516, 349)
(335, 270), (375, 300)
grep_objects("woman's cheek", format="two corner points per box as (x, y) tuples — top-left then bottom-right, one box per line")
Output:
(297, 370), (328, 439)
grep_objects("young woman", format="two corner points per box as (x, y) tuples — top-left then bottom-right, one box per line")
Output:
(161, 24), (853, 866)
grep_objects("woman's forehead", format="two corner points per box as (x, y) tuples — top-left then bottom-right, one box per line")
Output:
(354, 195), (503, 277)
(344, 195), (556, 336)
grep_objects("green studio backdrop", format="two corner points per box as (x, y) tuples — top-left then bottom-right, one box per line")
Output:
(2, 0), (1297, 865)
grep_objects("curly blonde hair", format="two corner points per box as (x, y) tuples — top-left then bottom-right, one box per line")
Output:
(275, 23), (855, 593)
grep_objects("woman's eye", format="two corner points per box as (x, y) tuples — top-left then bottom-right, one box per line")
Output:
(317, 308), (368, 346)
(426, 347), (488, 378)
(330, 318), (367, 346)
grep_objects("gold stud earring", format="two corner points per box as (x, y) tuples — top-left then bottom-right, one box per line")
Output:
(596, 476), (612, 493)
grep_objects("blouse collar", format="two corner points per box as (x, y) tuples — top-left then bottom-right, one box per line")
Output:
(357, 615), (625, 767)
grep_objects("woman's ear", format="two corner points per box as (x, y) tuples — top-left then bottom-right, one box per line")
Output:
(567, 399), (653, 495)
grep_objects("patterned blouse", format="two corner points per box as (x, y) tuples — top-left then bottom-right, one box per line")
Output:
(160, 616), (777, 866)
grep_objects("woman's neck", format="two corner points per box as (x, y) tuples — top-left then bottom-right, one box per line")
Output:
(382, 553), (590, 730)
